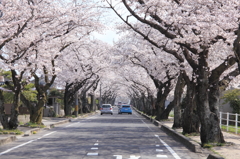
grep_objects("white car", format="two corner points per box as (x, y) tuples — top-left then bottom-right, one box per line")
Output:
(100, 104), (113, 115)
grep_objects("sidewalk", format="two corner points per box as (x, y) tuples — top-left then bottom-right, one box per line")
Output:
(161, 118), (240, 159)
(0, 111), (98, 146)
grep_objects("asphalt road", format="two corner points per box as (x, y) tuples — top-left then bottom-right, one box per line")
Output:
(0, 107), (205, 159)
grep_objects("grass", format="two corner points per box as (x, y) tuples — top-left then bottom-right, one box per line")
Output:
(220, 125), (240, 134)
(24, 122), (45, 128)
(0, 129), (23, 135)
(151, 116), (156, 119)
(182, 132), (200, 137)
(64, 115), (77, 118)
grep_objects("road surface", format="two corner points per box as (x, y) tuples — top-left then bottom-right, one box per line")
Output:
(0, 107), (205, 159)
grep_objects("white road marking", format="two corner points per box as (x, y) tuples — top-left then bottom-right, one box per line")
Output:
(156, 149), (163, 152)
(0, 140), (34, 155)
(141, 119), (154, 131)
(42, 131), (56, 137)
(114, 155), (122, 159)
(155, 135), (181, 159)
(129, 155), (141, 159)
(87, 153), (98, 156)
(0, 131), (57, 155)
(156, 145), (160, 147)
(157, 155), (168, 158)
(65, 123), (76, 127)
(91, 147), (98, 150)
(94, 143), (99, 145)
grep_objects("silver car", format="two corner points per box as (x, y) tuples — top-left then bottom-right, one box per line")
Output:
(100, 104), (113, 115)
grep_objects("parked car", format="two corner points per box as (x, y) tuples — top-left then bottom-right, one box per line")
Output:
(100, 104), (113, 115)
(118, 104), (132, 114)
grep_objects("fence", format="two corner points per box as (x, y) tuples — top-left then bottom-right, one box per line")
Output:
(219, 112), (240, 134)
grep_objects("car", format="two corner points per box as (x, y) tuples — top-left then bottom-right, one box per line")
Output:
(118, 104), (132, 114)
(100, 104), (113, 115)
(117, 104), (122, 108)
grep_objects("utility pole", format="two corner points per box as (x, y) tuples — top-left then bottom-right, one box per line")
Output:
(75, 92), (78, 117)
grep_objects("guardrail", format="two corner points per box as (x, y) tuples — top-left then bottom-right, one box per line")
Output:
(219, 112), (240, 134)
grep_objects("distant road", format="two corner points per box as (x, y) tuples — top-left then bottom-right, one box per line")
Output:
(0, 107), (204, 159)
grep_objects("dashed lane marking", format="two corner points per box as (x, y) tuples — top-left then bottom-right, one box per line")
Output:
(87, 153), (98, 156)
(91, 147), (98, 150)
(157, 155), (168, 158)
(114, 155), (122, 159)
(156, 149), (163, 152)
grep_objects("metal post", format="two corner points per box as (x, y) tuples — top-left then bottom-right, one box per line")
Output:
(75, 92), (78, 117)
(236, 113), (238, 134)
(99, 83), (102, 107)
(227, 112), (229, 132)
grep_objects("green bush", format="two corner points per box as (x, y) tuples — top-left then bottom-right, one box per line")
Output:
(222, 89), (240, 114)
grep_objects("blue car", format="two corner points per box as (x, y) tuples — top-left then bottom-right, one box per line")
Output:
(118, 105), (132, 114)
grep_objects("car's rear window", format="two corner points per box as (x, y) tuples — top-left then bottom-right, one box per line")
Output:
(102, 105), (111, 108)
(122, 106), (130, 108)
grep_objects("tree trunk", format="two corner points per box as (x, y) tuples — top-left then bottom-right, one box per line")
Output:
(0, 90), (9, 129)
(21, 91), (45, 124)
(64, 91), (73, 116)
(155, 85), (171, 120)
(160, 101), (174, 119)
(173, 73), (186, 128)
(78, 99), (83, 115)
(30, 105), (44, 124)
(208, 83), (220, 115)
(81, 92), (89, 113)
(182, 82), (200, 134)
(196, 51), (224, 145)
(9, 91), (20, 129)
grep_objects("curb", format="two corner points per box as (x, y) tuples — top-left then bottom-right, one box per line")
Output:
(207, 154), (225, 159)
(0, 135), (16, 146)
(24, 127), (42, 136)
(133, 107), (223, 159)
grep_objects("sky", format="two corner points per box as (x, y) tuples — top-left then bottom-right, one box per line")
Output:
(93, 29), (119, 45)
(92, 1), (126, 45)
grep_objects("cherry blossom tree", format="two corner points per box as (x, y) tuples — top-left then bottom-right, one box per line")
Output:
(55, 39), (112, 116)
(0, 0), (105, 125)
(105, 0), (240, 144)
(113, 32), (179, 120)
